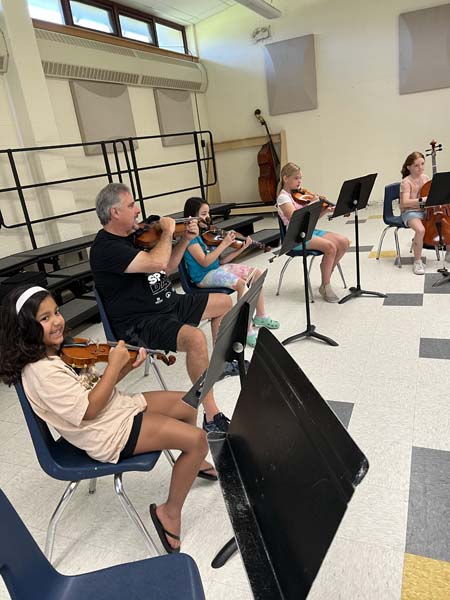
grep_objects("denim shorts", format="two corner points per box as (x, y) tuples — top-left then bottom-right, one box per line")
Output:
(294, 228), (327, 250)
(402, 210), (425, 227)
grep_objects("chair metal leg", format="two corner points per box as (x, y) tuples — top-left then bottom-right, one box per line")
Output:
(276, 256), (294, 296)
(149, 357), (176, 467)
(114, 473), (160, 556)
(307, 255), (316, 302)
(376, 226), (390, 259)
(394, 228), (402, 267)
(45, 480), (80, 561)
(336, 263), (347, 287)
(88, 478), (97, 494)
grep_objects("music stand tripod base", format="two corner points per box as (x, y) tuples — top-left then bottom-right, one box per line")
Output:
(283, 324), (338, 347)
(338, 286), (387, 304)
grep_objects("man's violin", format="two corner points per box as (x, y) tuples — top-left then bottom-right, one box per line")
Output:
(201, 226), (271, 252)
(61, 338), (175, 369)
(134, 216), (201, 250)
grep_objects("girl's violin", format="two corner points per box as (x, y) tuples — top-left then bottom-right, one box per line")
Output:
(61, 338), (175, 369)
(292, 188), (336, 209)
(134, 216), (202, 250)
(201, 226), (271, 253)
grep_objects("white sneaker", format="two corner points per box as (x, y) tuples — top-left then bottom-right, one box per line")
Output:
(319, 284), (339, 303)
(445, 251), (450, 264)
(413, 260), (425, 275)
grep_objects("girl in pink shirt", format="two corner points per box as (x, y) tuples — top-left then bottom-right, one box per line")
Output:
(400, 151), (450, 275)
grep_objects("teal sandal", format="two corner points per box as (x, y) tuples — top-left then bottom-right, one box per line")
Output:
(253, 315), (280, 329)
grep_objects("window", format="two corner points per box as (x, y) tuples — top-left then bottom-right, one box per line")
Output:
(28, 0), (189, 55)
(28, 0), (64, 24)
(69, 1), (115, 33)
(119, 15), (154, 44)
(155, 22), (185, 54)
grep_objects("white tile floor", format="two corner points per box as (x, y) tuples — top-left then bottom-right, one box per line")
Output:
(1, 205), (449, 599)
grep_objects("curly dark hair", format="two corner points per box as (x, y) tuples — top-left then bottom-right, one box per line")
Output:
(0, 285), (51, 385)
(183, 197), (208, 219)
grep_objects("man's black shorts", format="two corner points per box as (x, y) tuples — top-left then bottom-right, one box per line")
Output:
(114, 293), (209, 352)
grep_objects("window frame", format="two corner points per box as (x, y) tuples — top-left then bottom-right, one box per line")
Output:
(31, 0), (188, 54)
(153, 15), (188, 55)
(66, 0), (118, 35)
(117, 7), (156, 47)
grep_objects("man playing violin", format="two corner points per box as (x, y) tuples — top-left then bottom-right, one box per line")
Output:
(90, 182), (233, 433)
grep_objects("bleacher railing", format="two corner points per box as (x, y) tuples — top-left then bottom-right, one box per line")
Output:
(0, 130), (217, 249)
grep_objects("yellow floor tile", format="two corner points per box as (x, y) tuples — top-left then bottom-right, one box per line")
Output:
(402, 553), (450, 600)
(368, 249), (397, 258)
(368, 214), (383, 219)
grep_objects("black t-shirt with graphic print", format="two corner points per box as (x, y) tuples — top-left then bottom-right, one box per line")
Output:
(90, 229), (178, 329)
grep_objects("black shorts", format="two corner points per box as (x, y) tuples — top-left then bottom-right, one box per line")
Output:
(115, 293), (209, 352)
(120, 411), (143, 459)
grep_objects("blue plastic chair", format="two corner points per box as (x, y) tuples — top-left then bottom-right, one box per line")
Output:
(376, 182), (440, 266)
(14, 379), (162, 562)
(0, 489), (206, 600)
(375, 182), (407, 267)
(275, 216), (346, 302)
(93, 288), (175, 467)
(178, 259), (234, 296)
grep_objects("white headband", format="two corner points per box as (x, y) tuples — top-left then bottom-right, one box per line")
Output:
(16, 286), (47, 315)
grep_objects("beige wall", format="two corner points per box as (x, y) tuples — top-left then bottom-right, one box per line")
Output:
(194, 0), (450, 205)
(47, 79), (208, 235)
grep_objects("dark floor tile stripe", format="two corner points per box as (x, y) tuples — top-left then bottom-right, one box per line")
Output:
(347, 245), (373, 253)
(327, 401), (354, 429)
(424, 273), (450, 294)
(406, 447), (450, 562)
(419, 338), (450, 360)
(383, 294), (423, 306)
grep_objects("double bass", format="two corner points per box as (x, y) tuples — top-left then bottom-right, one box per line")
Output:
(255, 109), (280, 204)
(421, 140), (450, 249)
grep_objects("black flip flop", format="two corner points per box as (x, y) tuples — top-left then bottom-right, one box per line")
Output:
(149, 503), (180, 554)
(197, 467), (218, 481)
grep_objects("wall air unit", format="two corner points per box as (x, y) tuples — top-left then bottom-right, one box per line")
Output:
(34, 28), (207, 92)
(0, 30), (9, 73)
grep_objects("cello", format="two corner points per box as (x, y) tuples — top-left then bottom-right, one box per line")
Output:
(421, 140), (450, 250)
(255, 109), (280, 204)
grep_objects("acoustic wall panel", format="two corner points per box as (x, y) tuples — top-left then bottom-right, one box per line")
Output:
(154, 88), (195, 147)
(399, 4), (450, 95)
(69, 80), (137, 156)
(264, 35), (317, 115)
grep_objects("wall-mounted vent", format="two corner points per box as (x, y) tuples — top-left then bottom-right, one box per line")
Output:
(140, 75), (202, 90)
(42, 61), (140, 85)
(35, 28), (135, 56)
(35, 28), (207, 92)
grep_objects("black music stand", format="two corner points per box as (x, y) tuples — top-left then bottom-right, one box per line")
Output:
(182, 270), (267, 410)
(330, 174), (386, 304)
(209, 328), (369, 596)
(422, 172), (450, 287)
(276, 202), (338, 347)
